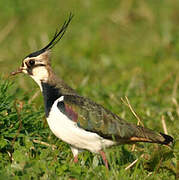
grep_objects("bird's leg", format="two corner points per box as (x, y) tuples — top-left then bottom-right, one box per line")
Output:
(73, 155), (78, 163)
(99, 150), (109, 169)
(70, 146), (79, 164)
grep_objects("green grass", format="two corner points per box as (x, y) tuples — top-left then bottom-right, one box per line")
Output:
(0, 0), (179, 179)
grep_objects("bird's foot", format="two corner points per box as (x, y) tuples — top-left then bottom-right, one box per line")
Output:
(99, 150), (109, 169)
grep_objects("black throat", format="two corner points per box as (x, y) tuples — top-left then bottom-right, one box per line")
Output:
(41, 82), (62, 117)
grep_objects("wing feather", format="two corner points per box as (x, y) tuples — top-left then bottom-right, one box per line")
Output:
(62, 94), (134, 140)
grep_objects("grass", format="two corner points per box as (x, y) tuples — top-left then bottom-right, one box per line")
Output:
(0, 0), (179, 179)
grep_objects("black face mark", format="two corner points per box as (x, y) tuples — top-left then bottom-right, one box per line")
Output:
(23, 59), (35, 75)
(23, 59), (45, 75)
(29, 59), (35, 66)
(25, 59), (35, 68)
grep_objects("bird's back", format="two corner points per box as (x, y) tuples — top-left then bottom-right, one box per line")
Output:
(62, 94), (172, 145)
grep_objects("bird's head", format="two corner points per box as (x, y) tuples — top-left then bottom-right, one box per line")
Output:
(11, 14), (73, 84)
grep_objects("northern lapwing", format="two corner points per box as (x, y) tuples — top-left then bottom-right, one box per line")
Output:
(12, 14), (173, 168)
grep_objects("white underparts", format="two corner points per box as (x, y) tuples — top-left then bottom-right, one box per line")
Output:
(47, 97), (116, 155)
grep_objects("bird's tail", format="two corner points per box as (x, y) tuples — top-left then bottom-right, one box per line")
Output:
(127, 125), (173, 146)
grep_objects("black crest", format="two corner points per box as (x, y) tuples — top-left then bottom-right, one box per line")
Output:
(26, 13), (74, 58)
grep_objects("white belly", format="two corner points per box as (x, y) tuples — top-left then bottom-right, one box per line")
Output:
(47, 97), (115, 153)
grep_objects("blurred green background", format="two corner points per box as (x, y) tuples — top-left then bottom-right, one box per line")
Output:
(0, 0), (179, 179)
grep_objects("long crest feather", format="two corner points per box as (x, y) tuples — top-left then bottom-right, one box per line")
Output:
(27, 13), (74, 58)
(42, 13), (74, 51)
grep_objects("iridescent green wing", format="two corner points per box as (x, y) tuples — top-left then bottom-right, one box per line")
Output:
(59, 94), (171, 144)
(62, 94), (136, 140)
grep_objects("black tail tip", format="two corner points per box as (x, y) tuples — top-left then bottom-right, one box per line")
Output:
(160, 132), (174, 146)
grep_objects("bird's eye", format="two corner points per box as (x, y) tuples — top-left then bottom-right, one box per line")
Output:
(28, 59), (35, 66)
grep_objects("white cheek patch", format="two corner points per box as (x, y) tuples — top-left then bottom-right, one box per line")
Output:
(32, 66), (48, 79)
(31, 66), (49, 91)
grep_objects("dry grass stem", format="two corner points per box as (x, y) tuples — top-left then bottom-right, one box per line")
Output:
(33, 139), (57, 150)
(121, 96), (144, 151)
(7, 151), (14, 162)
(28, 90), (40, 104)
(161, 115), (168, 135)
(147, 172), (153, 177)
(121, 96), (144, 127)
(125, 154), (144, 170)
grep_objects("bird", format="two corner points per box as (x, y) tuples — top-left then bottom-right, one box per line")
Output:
(11, 14), (173, 168)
